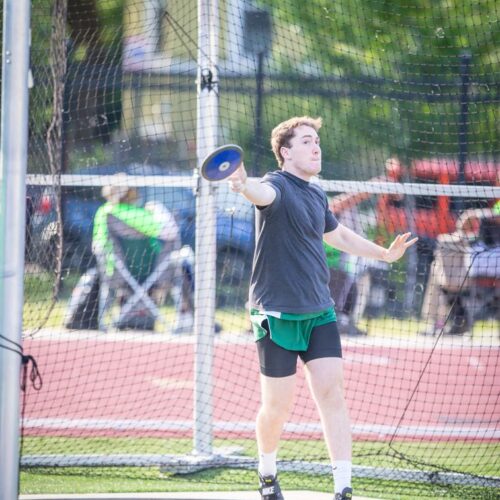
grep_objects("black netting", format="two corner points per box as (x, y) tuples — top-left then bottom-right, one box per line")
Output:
(12, 0), (500, 498)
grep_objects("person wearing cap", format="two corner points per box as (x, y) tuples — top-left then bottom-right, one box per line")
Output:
(93, 180), (180, 275)
(92, 174), (193, 331)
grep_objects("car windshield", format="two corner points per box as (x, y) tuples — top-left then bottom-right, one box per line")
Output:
(140, 186), (195, 213)
(142, 184), (254, 222)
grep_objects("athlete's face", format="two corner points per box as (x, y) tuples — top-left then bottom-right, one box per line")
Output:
(280, 125), (322, 180)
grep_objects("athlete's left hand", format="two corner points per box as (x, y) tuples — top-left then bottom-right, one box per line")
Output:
(384, 232), (418, 263)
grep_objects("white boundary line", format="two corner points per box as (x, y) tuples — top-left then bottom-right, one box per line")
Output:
(19, 453), (499, 488)
(22, 417), (500, 440)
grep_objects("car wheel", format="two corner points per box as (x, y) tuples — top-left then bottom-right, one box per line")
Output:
(64, 241), (95, 272)
(36, 235), (58, 271)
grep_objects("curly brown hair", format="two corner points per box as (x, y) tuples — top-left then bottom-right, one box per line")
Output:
(270, 116), (322, 167)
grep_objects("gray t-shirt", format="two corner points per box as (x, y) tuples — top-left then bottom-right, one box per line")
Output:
(249, 171), (339, 313)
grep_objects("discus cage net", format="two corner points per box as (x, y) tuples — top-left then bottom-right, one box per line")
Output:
(8, 0), (500, 498)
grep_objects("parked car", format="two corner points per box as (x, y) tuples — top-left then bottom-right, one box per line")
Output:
(28, 164), (254, 285)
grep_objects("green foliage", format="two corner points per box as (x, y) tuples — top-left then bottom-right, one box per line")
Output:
(263, 0), (499, 77)
(259, 0), (499, 167)
(97, 0), (124, 48)
(26, 0), (125, 174)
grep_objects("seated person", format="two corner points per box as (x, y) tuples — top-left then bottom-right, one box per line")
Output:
(466, 201), (500, 325)
(92, 174), (193, 331)
(420, 203), (499, 336)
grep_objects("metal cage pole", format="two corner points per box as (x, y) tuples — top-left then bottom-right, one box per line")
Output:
(193, 0), (219, 456)
(0, 0), (31, 498)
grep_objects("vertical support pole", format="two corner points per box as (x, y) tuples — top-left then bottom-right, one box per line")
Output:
(457, 50), (471, 212)
(193, 0), (219, 456)
(0, 1), (31, 498)
(253, 51), (264, 175)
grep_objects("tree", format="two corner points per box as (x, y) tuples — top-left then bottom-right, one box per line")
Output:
(260, 0), (499, 170)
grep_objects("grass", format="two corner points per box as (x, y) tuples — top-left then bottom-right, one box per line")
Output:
(23, 270), (81, 329)
(22, 269), (499, 339)
(20, 467), (500, 499)
(22, 270), (251, 331)
(359, 317), (499, 340)
(20, 437), (499, 498)
(22, 288), (498, 342)
(22, 300), (250, 332)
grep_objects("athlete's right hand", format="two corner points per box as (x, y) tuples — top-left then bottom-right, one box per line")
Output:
(228, 162), (248, 193)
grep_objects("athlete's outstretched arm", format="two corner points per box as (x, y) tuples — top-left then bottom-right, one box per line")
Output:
(324, 224), (417, 263)
(228, 163), (276, 207)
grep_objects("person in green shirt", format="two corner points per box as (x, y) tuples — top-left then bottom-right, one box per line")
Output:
(92, 189), (176, 277)
(92, 175), (192, 331)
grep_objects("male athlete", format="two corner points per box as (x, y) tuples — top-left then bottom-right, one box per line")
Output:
(228, 116), (417, 500)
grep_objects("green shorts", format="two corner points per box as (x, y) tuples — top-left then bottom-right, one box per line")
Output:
(250, 307), (336, 351)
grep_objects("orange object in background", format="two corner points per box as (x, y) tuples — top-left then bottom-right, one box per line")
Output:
(376, 158), (498, 240)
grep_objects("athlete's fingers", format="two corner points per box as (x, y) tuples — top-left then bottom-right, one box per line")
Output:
(404, 237), (418, 248)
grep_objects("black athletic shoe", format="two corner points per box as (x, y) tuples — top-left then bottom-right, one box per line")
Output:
(259, 473), (284, 499)
(334, 487), (353, 500)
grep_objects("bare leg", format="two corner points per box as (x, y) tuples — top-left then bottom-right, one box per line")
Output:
(304, 357), (351, 462)
(256, 374), (296, 454)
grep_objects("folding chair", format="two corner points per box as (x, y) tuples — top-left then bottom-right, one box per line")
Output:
(118, 236), (174, 329)
(97, 234), (173, 330)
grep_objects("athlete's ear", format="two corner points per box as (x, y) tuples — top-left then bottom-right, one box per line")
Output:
(280, 146), (289, 161)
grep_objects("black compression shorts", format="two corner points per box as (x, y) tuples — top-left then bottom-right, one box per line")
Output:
(256, 320), (342, 377)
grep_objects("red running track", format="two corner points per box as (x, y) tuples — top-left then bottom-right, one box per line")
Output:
(21, 335), (499, 441)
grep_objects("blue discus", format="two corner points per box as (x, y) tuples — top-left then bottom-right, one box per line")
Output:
(201, 144), (243, 181)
